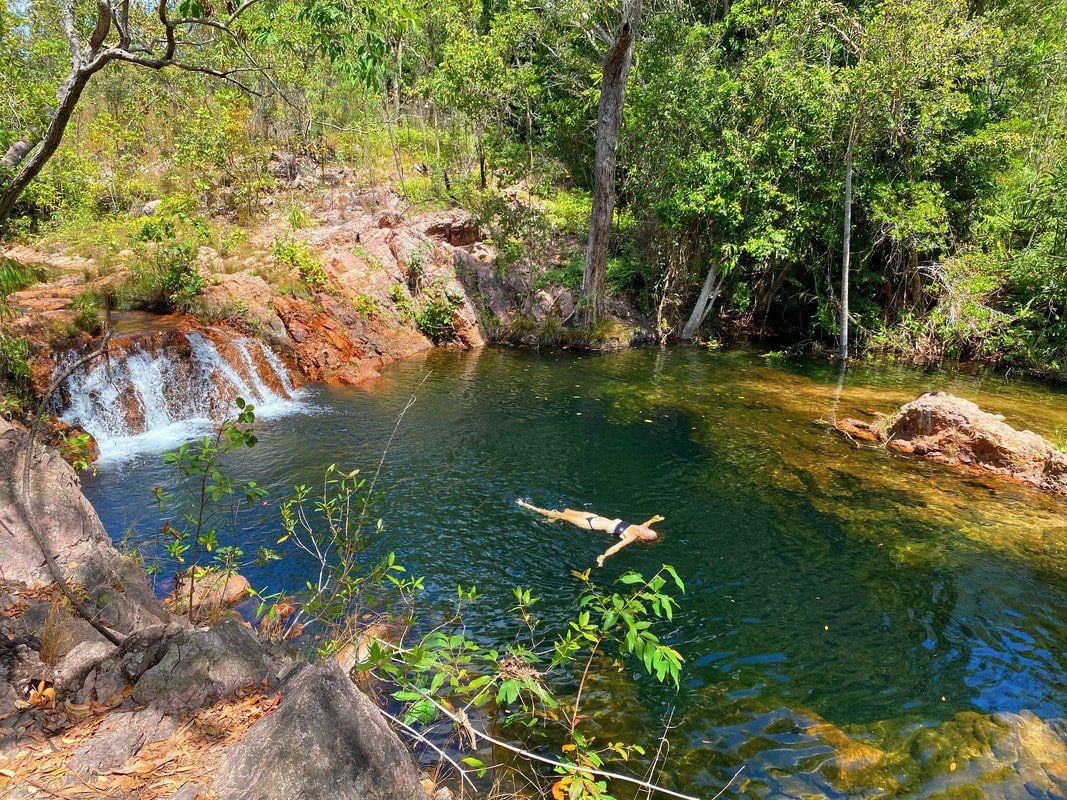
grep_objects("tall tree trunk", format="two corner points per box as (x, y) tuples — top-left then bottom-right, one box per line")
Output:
(477, 134), (487, 190)
(681, 260), (722, 341)
(0, 68), (94, 232)
(839, 125), (855, 362)
(582, 0), (641, 321)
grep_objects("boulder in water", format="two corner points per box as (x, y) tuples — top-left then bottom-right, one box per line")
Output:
(166, 568), (251, 619)
(835, 392), (1067, 496)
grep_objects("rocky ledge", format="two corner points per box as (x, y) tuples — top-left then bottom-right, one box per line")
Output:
(835, 391), (1067, 496)
(0, 419), (433, 799)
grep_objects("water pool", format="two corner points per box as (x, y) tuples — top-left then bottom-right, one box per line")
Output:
(82, 346), (1067, 798)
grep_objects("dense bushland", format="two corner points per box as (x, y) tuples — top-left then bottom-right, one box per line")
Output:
(1, 0), (1064, 378)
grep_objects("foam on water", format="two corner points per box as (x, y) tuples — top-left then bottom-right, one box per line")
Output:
(54, 330), (307, 463)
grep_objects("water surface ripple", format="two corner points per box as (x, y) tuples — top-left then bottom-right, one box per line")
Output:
(83, 347), (1067, 799)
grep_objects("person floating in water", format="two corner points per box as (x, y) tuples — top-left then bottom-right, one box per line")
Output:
(516, 499), (663, 566)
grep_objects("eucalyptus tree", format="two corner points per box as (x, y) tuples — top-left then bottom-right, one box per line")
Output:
(0, 0), (277, 232)
(582, 0), (641, 320)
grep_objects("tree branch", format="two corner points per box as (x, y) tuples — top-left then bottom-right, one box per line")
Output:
(88, 0), (114, 52)
(402, 682), (742, 800)
(61, 0), (81, 66)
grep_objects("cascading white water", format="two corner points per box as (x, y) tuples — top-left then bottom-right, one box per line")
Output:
(53, 329), (303, 461)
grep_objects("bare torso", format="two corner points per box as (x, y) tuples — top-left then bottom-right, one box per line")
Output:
(516, 499), (663, 566)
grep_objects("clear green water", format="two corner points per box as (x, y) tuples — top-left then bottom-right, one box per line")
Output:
(83, 347), (1067, 798)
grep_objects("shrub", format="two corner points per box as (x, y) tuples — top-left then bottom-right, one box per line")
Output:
(388, 283), (415, 323)
(0, 336), (32, 395)
(0, 258), (46, 305)
(536, 315), (566, 347)
(585, 316), (630, 345)
(414, 290), (459, 342)
(118, 211), (208, 311)
(352, 293), (379, 317)
(71, 291), (103, 335)
(273, 236), (328, 289)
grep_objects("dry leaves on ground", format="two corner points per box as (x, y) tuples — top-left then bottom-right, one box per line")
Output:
(0, 685), (281, 798)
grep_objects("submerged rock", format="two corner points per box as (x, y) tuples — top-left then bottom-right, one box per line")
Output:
(213, 660), (426, 800)
(835, 391), (1067, 496)
(166, 569), (251, 619)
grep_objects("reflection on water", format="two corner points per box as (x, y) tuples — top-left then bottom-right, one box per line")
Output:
(82, 346), (1067, 798)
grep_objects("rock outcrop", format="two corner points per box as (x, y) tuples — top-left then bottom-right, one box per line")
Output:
(214, 661), (427, 800)
(0, 430), (429, 799)
(835, 392), (1067, 496)
(0, 419), (115, 586)
(70, 618), (295, 713)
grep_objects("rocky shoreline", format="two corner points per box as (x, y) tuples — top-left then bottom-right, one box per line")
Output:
(3, 184), (649, 403)
(0, 417), (432, 799)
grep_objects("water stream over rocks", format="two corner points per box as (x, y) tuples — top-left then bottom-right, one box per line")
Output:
(50, 318), (304, 461)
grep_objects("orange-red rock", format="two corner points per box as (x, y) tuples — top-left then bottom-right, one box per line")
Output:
(836, 392), (1067, 496)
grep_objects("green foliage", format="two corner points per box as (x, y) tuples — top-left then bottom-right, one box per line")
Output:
(156, 399), (271, 621)
(1, 0), (1065, 378)
(0, 259), (41, 390)
(276, 463), (420, 637)
(361, 565), (686, 800)
(414, 289), (459, 342)
(387, 282), (412, 317)
(352, 292), (379, 317)
(173, 97), (274, 218)
(0, 336), (31, 396)
(71, 291), (103, 336)
(58, 431), (95, 473)
(121, 215), (206, 312)
(273, 237), (328, 290)
(0, 259), (44, 314)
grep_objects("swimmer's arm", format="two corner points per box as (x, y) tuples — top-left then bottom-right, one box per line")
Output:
(640, 514), (665, 527)
(596, 531), (638, 567)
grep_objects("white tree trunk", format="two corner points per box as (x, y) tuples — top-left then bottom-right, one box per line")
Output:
(839, 129), (854, 361)
(681, 261), (722, 340)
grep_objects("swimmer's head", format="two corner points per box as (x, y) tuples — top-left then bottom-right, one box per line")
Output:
(635, 525), (660, 542)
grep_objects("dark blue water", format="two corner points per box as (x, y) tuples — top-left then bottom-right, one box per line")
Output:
(82, 347), (1067, 798)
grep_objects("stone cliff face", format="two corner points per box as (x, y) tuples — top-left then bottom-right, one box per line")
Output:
(835, 391), (1067, 496)
(1, 192), (504, 449)
(3, 181), (653, 448)
(198, 198), (490, 386)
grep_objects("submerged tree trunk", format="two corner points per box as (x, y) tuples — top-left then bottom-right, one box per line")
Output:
(839, 127), (855, 362)
(582, 0), (642, 321)
(681, 261), (723, 341)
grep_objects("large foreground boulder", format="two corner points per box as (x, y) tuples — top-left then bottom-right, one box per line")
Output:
(213, 660), (426, 800)
(0, 419), (169, 636)
(0, 420), (114, 586)
(835, 392), (1067, 496)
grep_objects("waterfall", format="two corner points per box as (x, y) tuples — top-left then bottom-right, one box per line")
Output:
(53, 328), (303, 461)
